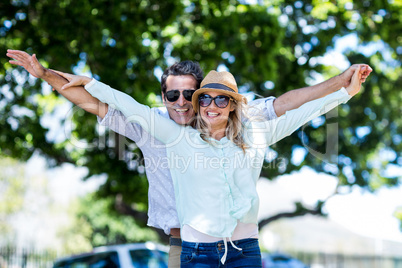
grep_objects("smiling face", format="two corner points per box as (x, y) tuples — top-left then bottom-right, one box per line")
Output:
(162, 75), (197, 125)
(199, 91), (235, 132)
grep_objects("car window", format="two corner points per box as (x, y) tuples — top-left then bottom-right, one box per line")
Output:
(54, 251), (120, 268)
(129, 249), (168, 268)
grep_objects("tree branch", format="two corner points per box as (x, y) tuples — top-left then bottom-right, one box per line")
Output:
(258, 201), (325, 231)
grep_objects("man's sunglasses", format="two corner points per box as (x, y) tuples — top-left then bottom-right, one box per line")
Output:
(165, 89), (195, 102)
(198, 94), (233, 108)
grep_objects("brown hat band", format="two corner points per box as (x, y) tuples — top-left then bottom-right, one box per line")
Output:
(201, 83), (235, 93)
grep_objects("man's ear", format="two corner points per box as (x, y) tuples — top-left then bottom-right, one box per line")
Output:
(162, 92), (166, 105)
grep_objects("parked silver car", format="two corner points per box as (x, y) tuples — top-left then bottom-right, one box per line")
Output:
(53, 242), (168, 268)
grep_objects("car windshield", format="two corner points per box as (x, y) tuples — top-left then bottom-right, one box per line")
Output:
(53, 251), (120, 268)
(129, 249), (168, 268)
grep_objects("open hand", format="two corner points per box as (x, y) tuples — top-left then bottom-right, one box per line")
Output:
(7, 49), (47, 78)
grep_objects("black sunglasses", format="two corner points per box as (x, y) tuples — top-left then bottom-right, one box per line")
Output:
(165, 89), (195, 102)
(198, 94), (233, 108)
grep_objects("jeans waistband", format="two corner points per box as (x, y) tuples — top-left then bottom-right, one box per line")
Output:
(169, 237), (182, 247)
(182, 238), (258, 252)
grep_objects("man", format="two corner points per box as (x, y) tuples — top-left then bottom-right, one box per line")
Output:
(7, 49), (371, 267)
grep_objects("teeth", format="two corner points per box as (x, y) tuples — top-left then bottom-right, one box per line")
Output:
(207, 112), (219, 116)
(175, 109), (188, 113)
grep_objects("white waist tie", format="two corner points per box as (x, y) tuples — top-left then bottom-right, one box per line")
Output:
(220, 237), (242, 264)
(181, 223), (258, 264)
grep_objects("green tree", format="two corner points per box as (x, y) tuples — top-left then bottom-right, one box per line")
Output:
(396, 207), (402, 232)
(58, 193), (159, 254)
(0, 157), (26, 245)
(1, 0), (401, 241)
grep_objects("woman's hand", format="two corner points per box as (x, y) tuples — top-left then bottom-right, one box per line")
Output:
(51, 70), (92, 90)
(345, 66), (363, 97)
(339, 64), (372, 88)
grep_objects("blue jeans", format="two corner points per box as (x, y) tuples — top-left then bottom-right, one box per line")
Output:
(180, 238), (262, 267)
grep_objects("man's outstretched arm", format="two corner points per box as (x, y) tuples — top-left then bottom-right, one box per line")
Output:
(6, 49), (108, 118)
(273, 64), (372, 116)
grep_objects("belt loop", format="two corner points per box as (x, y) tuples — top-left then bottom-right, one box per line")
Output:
(194, 242), (199, 255)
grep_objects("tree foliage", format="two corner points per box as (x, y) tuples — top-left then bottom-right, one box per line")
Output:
(1, 0), (401, 241)
(0, 157), (26, 245)
(59, 193), (160, 254)
(396, 207), (402, 232)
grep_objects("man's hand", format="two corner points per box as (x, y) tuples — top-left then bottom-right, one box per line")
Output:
(51, 70), (92, 90)
(345, 66), (363, 96)
(7, 49), (48, 79)
(6, 49), (108, 117)
(339, 64), (372, 88)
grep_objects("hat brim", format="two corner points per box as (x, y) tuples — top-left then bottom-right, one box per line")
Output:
(192, 88), (247, 113)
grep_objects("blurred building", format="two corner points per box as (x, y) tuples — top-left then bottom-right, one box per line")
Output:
(260, 214), (402, 257)
(257, 173), (402, 258)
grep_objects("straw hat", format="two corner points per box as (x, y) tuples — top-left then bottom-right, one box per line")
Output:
(192, 70), (247, 113)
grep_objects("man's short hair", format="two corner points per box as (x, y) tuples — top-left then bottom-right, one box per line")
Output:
(161, 61), (204, 94)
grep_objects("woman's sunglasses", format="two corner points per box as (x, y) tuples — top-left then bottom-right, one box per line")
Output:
(165, 89), (195, 102)
(198, 94), (233, 108)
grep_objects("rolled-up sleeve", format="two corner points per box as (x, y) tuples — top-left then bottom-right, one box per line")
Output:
(248, 97), (277, 120)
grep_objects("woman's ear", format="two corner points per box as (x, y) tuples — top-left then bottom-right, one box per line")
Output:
(230, 101), (236, 112)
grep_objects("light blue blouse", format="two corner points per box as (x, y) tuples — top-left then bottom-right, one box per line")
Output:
(85, 79), (351, 238)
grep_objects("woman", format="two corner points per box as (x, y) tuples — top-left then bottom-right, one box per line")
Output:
(57, 68), (361, 267)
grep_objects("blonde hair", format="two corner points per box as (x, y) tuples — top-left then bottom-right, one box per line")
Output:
(195, 99), (248, 152)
